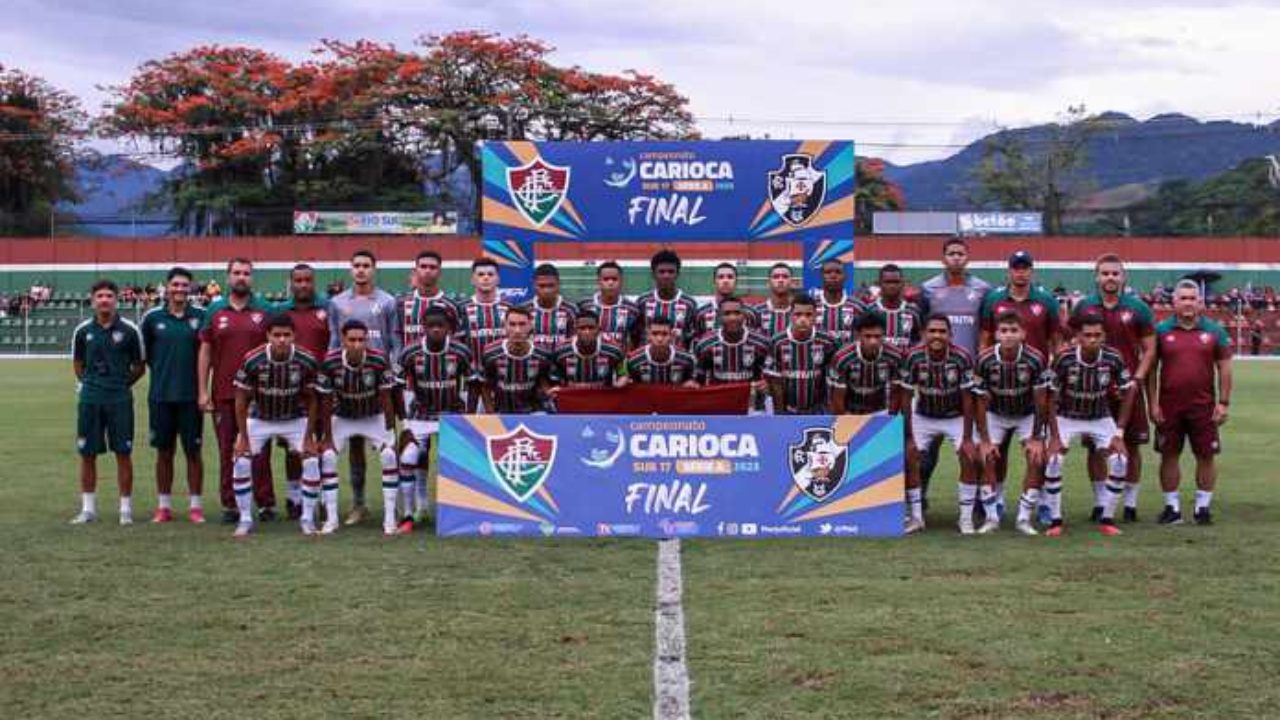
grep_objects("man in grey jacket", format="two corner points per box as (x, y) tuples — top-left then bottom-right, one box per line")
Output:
(326, 249), (401, 525)
(918, 237), (992, 512)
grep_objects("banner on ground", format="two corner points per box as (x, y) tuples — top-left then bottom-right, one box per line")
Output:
(479, 140), (856, 299)
(293, 211), (458, 235)
(437, 413), (903, 539)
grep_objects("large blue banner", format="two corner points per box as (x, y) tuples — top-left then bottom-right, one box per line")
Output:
(479, 140), (856, 299)
(437, 414), (903, 539)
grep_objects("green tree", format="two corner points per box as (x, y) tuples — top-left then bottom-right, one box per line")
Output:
(0, 65), (85, 235)
(968, 105), (1099, 235)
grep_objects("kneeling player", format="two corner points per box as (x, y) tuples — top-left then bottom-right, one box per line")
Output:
(399, 307), (478, 534)
(900, 315), (978, 534)
(827, 312), (903, 417)
(1044, 313), (1136, 536)
(316, 320), (398, 535)
(972, 311), (1050, 535)
(231, 314), (321, 538)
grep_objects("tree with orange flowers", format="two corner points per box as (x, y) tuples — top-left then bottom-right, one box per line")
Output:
(855, 157), (906, 233)
(0, 65), (86, 235)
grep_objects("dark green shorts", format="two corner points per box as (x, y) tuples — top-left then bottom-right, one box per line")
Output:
(77, 400), (135, 457)
(149, 400), (204, 453)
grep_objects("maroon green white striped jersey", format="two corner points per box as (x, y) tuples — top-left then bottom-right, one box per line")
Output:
(900, 344), (974, 419)
(482, 341), (554, 413)
(635, 289), (700, 348)
(827, 343), (903, 414)
(692, 329), (770, 385)
(752, 299), (793, 337)
(315, 348), (395, 420)
(1049, 345), (1132, 421)
(815, 292), (865, 345)
(233, 344), (319, 422)
(523, 298), (578, 352)
(867, 298), (923, 352)
(764, 329), (838, 414)
(397, 289), (461, 350)
(626, 346), (698, 385)
(972, 344), (1049, 418)
(549, 339), (626, 388)
(458, 296), (509, 363)
(578, 294), (642, 349)
(398, 340), (476, 420)
(693, 297), (760, 336)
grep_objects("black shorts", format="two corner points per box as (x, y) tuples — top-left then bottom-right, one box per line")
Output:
(77, 400), (134, 457)
(149, 400), (204, 454)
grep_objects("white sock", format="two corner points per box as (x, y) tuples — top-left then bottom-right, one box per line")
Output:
(1195, 490), (1213, 512)
(1043, 480), (1064, 521)
(1123, 483), (1140, 510)
(82, 492), (97, 515)
(233, 456), (253, 523)
(120, 496), (132, 515)
(1164, 491), (1181, 511)
(287, 480), (302, 506)
(958, 483), (977, 524)
(1101, 479), (1125, 520)
(414, 468), (429, 512)
(189, 495), (203, 510)
(906, 488), (923, 522)
(322, 482), (339, 521)
(1016, 489), (1041, 524)
(301, 483), (319, 524)
(382, 478), (399, 527)
(158, 494), (173, 511)
(993, 481), (1005, 508)
(398, 474), (415, 517)
(1092, 480), (1105, 507)
(980, 486), (1000, 521)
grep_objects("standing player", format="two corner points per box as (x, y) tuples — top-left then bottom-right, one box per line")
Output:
(279, 263), (330, 519)
(230, 314), (321, 538)
(398, 308), (477, 532)
(327, 249), (400, 525)
(979, 251), (1062, 356)
(918, 238), (991, 509)
(139, 267), (206, 523)
(480, 306), (556, 413)
(693, 296), (770, 393)
(549, 311), (627, 390)
(899, 315), (978, 534)
(70, 280), (145, 524)
(865, 264), (922, 354)
(198, 258), (276, 523)
(627, 317), (699, 386)
(398, 249), (460, 350)
(316, 320), (398, 535)
(525, 264), (577, 353)
(827, 312), (903, 416)
(754, 263), (796, 337)
(972, 312), (1051, 535)
(635, 250), (700, 349)
(814, 259), (863, 346)
(458, 258), (509, 367)
(1043, 313), (1135, 537)
(694, 263), (760, 336)
(1148, 280), (1233, 525)
(579, 261), (641, 351)
(1073, 254), (1157, 521)
(764, 294), (837, 415)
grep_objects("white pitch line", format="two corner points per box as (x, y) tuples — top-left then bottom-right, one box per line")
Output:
(654, 538), (691, 720)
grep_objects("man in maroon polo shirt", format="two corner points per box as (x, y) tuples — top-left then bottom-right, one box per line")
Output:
(198, 257), (276, 523)
(1148, 280), (1233, 525)
(278, 263), (330, 518)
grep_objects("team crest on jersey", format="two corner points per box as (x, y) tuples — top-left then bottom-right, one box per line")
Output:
(768, 153), (826, 226)
(917, 368), (930, 383)
(487, 424), (558, 502)
(788, 427), (848, 501)
(289, 367), (302, 385)
(813, 347), (825, 364)
(1199, 332), (1212, 344)
(157, 322), (166, 331)
(188, 318), (199, 330)
(1017, 366), (1031, 384)
(1120, 310), (1133, 324)
(111, 330), (124, 344)
(362, 370), (376, 387)
(1031, 304), (1043, 316)
(316, 309), (327, 322)
(250, 312), (264, 324)
(507, 158), (570, 227)
(1098, 369), (1110, 385)
(946, 367), (959, 384)
(877, 365), (890, 382)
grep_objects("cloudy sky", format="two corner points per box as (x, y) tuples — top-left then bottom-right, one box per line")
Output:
(4, 0), (1279, 165)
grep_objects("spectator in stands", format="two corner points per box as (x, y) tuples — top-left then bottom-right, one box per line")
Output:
(1250, 319), (1265, 356)
(326, 280), (345, 299)
(204, 280), (222, 304)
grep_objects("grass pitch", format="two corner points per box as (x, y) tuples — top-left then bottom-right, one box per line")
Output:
(1, 360), (1277, 719)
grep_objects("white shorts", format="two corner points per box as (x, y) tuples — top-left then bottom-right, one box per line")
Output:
(988, 413), (1035, 444)
(248, 417), (307, 455)
(1056, 416), (1119, 451)
(404, 419), (439, 445)
(911, 413), (971, 453)
(332, 415), (393, 452)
